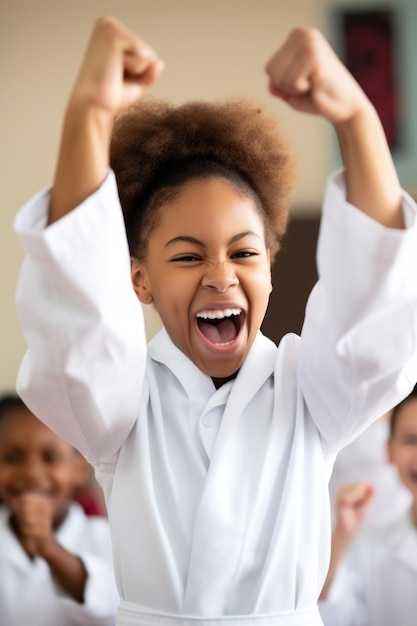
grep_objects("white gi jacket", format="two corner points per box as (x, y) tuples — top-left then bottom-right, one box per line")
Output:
(13, 170), (417, 626)
(0, 503), (119, 626)
(319, 509), (417, 626)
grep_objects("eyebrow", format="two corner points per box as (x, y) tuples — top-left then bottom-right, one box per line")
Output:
(165, 231), (262, 248)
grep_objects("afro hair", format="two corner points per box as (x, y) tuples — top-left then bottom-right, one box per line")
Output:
(110, 96), (298, 261)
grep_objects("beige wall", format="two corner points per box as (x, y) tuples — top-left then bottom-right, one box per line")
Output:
(0, 0), (405, 391)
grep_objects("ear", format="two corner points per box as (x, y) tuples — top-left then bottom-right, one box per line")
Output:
(131, 257), (154, 305)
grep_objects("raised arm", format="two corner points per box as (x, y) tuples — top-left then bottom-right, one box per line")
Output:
(14, 17), (160, 461)
(265, 27), (403, 229)
(49, 16), (164, 224)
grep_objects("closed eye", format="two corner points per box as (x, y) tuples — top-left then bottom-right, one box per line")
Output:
(43, 451), (63, 464)
(170, 254), (202, 263)
(3, 451), (22, 464)
(231, 250), (259, 259)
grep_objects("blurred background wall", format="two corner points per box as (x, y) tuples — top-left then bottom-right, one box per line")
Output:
(1, 0), (416, 391)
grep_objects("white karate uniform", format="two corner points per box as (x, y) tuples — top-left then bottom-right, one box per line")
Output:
(319, 509), (417, 626)
(0, 503), (119, 626)
(13, 170), (417, 626)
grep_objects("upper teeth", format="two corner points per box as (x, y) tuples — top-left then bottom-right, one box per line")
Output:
(196, 308), (241, 320)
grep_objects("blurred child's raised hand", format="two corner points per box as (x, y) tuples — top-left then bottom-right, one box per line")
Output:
(335, 480), (375, 540)
(70, 16), (164, 116)
(265, 27), (367, 125)
(319, 480), (375, 599)
(12, 492), (55, 558)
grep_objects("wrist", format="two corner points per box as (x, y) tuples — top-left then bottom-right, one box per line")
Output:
(63, 96), (114, 142)
(334, 98), (378, 143)
(332, 524), (356, 548)
(35, 535), (61, 561)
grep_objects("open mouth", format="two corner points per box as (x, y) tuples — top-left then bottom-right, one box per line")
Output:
(196, 307), (244, 346)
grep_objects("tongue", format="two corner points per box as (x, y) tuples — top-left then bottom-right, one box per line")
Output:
(199, 318), (237, 344)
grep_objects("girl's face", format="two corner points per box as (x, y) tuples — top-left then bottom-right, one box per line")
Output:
(388, 398), (417, 500)
(0, 408), (83, 527)
(131, 177), (272, 385)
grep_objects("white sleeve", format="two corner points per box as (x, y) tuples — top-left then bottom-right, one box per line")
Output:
(14, 171), (146, 462)
(298, 170), (417, 453)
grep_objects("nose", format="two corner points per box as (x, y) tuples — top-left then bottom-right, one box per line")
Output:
(201, 261), (239, 292)
(17, 455), (45, 487)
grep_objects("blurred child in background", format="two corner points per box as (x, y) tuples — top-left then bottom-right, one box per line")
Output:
(0, 394), (119, 626)
(319, 385), (417, 626)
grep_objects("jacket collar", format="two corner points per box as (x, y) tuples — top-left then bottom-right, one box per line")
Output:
(147, 327), (277, 406)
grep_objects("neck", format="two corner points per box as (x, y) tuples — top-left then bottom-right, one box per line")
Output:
(211, 371), (239, 389)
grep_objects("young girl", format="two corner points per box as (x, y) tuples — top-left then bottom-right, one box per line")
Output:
(14, 15), (417, 626)
(0, 394), (119, 626)
(319, 386), (417, 625)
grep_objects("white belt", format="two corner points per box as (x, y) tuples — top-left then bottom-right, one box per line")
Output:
(116, 601), (323, 626)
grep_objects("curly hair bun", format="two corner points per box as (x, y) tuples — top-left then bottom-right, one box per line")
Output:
(110, 97), (298, 259)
